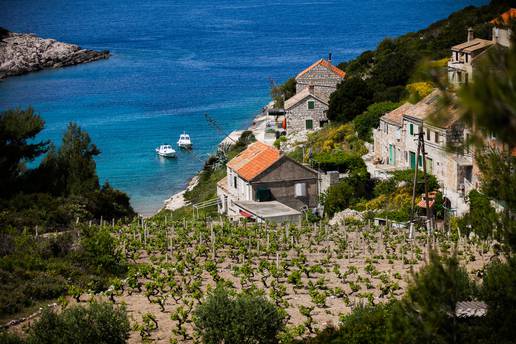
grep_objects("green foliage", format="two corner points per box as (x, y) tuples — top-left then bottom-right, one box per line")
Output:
(480, 257), (516, 343)
(321, 181), (354, 218)
(387, 252), (476, 344)
(475, 148), (516, 211)
(0, 226), (126, 317)
(194, 285), (285, 344)
(0, 108), (49, 197)
(271, 78), (296, 109)
(459, 190), (499, 240)
(79, 226), (127, 275)
(233, 130), (256, 151)
(273, 136), (287, 149)
(352, 101), (399, 142)
(0, 110), (134, 230)
(25, 302), (130, 344)
(311, 150), (365, 173)
(327, 78), (373, 123)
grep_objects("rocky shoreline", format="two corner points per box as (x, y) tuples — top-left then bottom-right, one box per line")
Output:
(0, 28), (110, 79)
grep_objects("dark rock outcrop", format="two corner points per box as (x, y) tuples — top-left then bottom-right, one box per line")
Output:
(0, 28), (110, 79)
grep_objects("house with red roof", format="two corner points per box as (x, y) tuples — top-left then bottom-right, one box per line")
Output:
(285, 57), (345, 133)
(217, 141), (319, 223)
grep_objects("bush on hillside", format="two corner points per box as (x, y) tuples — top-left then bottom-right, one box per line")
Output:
(353, 101), (400, 142)
(327, 78), (374, 123)
(321, 181), (355, 218)
(24, 302), (130, 344)
(387, 252), (476, 343)
(194, 286), (285, 344)
(271, 78), (296, 108)
(458, 190), (499, 239)
(311, 150), (365, 173)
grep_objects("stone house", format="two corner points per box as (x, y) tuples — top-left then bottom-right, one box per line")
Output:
(448, 9), (514, 85)
(372, 90), (473, 214)
(217, 141), (319, 223)
(284, 85), (329, 132)
(285, 58), (345, 133)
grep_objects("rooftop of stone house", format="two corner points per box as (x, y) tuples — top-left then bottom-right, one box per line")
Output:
(381, 102), (415, 126)
(296, 59), (346, 79)
(451, 38), (495, 53)
(226, 141), (281, 181)
(490, 8), (516, 26)
(455, 301), (488, 318)
(401, 89), (461, 129)
(284, 87), (329, 110)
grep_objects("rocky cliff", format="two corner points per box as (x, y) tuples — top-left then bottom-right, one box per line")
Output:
(0, 28), (110, 79)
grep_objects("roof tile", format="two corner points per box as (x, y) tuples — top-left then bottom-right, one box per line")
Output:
(296, 59), (346, 79)
(227, 142), (281, 181)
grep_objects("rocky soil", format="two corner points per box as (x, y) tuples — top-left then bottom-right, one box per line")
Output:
(0, 28), (109, 79)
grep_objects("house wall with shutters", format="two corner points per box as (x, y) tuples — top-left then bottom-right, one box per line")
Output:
(286, 95), (328, 132)
(251, 157), (319, 210)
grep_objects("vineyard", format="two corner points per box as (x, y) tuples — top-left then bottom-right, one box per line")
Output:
(71, 217), (494, 343)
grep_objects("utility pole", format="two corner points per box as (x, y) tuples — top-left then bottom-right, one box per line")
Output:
(410, 128), (433, 236)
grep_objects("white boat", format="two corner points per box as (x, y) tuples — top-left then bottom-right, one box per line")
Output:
(155, 144), (176, 158)
(177, 132), (192, 149)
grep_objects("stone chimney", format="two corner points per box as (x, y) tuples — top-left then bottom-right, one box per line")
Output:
(328, 52), (332, 63)
(467, 27), (474, 42)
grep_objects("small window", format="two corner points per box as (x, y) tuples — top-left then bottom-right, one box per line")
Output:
(434, 132), (439, 143)
(307, 100), (315, 110)
(295, 183), (307, 197)
(233, 176), (237, 188)
(306, 119), (313, 130)
(384, 122), (388, 134)
(426, 129), (430, 141)
(465, 54), (469, 63)
(409, 123), (414, 135)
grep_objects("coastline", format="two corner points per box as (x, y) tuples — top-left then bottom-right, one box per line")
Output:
(0, 28), (110, 79)
(160, 101), (276, 214)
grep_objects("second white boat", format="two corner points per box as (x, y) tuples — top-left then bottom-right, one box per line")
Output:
(177, 132), (192, 149)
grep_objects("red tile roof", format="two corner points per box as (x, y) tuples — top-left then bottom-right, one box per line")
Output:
(491, 8), (516, 25)
(296, 59), (346, 79)
(227, 141), (281, 181)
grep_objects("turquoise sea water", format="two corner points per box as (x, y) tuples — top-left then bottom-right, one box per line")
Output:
(0, 0), (485, 215)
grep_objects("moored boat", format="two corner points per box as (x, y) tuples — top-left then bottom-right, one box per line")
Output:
(177, 132), (192, 149)
(155, 144), (176, 158)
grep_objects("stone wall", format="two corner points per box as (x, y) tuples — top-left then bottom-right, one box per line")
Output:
(296, 64), (343, 99)
(252, 157), (319, 209)
(286, 95), (328, 132)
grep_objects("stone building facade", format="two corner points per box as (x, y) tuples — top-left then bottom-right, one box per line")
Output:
(448, 10), (514, 86)
(285, 58), (345, 133)
(284, 86), (329, 132)
(372, 90), (473, 214)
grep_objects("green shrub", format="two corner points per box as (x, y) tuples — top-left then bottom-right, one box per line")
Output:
(26, 302), (130, 344)
(322, 181), (354, 218)
(353, 102), (399, 142)
(458, 190), (499, 239)
(311, 151), (365, 173)
(194, 285), (285, 344)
